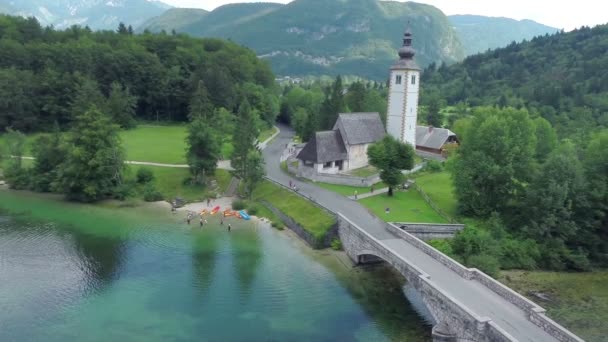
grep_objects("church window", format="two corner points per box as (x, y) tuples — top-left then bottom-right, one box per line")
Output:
(396, 75), (402, 85)
(323, 161), (332, 169)
(411, 75), (416, 85)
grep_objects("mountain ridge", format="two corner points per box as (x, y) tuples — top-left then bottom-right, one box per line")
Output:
(449, 14), (558, 55)
(142, 0), (465, 80)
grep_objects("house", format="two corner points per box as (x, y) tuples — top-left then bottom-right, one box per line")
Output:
(297, 112), (385, 176)
(416, 125), (459, 159)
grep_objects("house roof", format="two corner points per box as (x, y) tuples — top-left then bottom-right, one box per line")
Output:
(416, 126), (457, 149)
(297, 130), (347, 164)
(334, 112), (385, 145)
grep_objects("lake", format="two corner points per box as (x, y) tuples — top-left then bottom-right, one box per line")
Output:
(0, 190), (431, 341)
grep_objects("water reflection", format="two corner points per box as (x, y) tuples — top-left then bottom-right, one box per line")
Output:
(229, 223), (263, 300)
(191, 228), (219, 298)
(70, 229), (126, 293)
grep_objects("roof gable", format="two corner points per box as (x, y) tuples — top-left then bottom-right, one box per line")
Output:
(333, 112), (385, 145)
(297, 130), (347, 163)
(416, 126), (457, 149)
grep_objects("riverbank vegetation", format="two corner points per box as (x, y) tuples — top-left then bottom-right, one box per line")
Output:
(499, 270), (608, 341)
(252, 180), (336, 243)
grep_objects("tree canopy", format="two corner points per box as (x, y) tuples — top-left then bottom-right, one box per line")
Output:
(0, 15), (276, 132)
(367, 136), (415, 196)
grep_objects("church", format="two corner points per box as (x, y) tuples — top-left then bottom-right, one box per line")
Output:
(296, 29), (455, 176)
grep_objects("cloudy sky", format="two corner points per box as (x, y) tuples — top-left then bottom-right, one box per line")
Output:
(160, 0), (607, 31)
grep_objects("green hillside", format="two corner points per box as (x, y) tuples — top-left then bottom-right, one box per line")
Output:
(139, 8), (208, 33)
(141, 0), (465, 79)
(449, 15), (558, 55)
(423, 24), (608, 138)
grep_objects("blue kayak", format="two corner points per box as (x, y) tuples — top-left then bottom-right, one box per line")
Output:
(239, 210), (251, 220)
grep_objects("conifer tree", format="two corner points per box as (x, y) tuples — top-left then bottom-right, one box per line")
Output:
(232, 100), (259, 179)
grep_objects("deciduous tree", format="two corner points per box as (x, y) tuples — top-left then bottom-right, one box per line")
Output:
(368, 135), (415, 196)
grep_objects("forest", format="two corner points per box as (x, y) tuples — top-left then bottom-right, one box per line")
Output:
(0, 15), (278, 132)
(0, 15), (274, 202)
(422, 24), (608, 141)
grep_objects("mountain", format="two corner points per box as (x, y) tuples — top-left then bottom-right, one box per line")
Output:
(141, 0), (465, 80)
(422, 24), (608, 138)
(138, 8), (208, 33)
(449, 15), (558, 55)
(0, 0), (171, 30)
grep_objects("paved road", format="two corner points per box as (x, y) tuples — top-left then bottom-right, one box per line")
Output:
(263, 124), (559, 341)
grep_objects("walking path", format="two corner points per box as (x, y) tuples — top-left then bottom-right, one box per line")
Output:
(263, 124), (571, 342)
(347, 187), (389, 200)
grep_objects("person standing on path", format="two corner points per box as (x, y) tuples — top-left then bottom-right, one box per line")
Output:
(199, 217), (204, 227)
(187, 213), (191, 225)
(370, 185), (374, 194)
(228, 223), (232, 232)
(207, 198), (211, 207)
(354, 190), (358, 200)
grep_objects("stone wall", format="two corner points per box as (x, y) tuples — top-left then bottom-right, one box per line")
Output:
(393, 222), (464, 240)
(298, 170), (381, 187)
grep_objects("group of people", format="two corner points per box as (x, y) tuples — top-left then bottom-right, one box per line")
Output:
(185, 211), (232, 231)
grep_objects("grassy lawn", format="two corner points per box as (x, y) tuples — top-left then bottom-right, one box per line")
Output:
(258, 126), (277, 144)
(346, 165), (378, 177)
(499, 270), (608, 341)
(0, 133), (46, 156)
(252, 180), (336, 241)
(2, 124), (272, 164)
(414, 171), (458, 218)
(315, 181), (387, 197)
(137, 166), (232, 202)
(359, 190), (447, 223)
(120, 125), (187, 164)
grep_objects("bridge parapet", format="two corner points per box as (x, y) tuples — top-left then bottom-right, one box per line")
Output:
(384, 222), (584, 342)
(337, 214), (517, 342)
(392, 222), (465, 240)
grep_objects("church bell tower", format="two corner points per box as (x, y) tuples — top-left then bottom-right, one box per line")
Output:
(386, 28), (420, 146)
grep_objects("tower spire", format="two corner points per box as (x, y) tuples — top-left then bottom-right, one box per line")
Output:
(398, 24), (416, 60)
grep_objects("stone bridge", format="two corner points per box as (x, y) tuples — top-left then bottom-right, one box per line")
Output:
(265, 124), (583, 342)
(338, 214), (583, 342)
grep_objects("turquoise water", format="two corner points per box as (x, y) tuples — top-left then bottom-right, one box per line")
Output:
(0, 191), (431, 341)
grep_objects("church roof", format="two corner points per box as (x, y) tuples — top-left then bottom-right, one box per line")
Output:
(334, 112), (385, 145)
(297, 130), (347, 163)
(416, 126), (457, 149)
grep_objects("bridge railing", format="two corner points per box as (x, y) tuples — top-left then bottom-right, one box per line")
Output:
(384, 222), (584, 342)
(337, 214), (517, 342)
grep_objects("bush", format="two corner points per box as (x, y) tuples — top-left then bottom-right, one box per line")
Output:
(4, 163), (31, 190)
(426, 160), (444, 173)
(136, 167), (155, 184)
(247, 204), (259, 216)
(467, 254), (500, 278)
(429, 239), (454, 257)
(500, 238), (540, 270)
(330, 239), (343, 251)
(271, 221), (284, 230)
(232, 199), (246, 210)
(143, 183), (164, 202)
(113, 180), (136, 200)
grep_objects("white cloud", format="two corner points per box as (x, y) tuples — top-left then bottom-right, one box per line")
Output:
(161, 0), (607, 31)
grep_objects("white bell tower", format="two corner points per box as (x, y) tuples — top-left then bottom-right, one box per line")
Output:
(386, 29), (420, 146)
